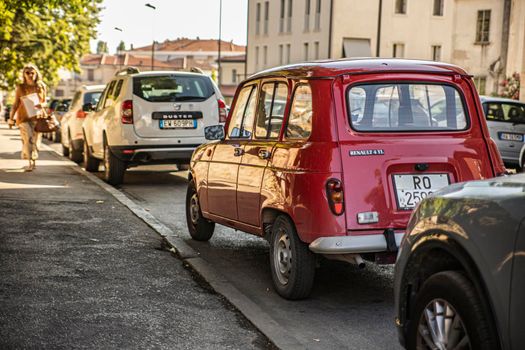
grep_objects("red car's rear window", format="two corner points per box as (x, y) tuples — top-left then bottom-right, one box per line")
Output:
(347, 83), (468, 132)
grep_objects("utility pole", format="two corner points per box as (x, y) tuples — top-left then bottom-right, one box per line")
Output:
(145, 3), (156, 71)
(218, 0), (223, 85)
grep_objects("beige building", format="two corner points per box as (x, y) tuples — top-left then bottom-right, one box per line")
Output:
(247, 0), (525, 100)
(217, 54), (247, 103)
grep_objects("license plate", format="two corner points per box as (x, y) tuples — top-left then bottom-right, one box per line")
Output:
(152, 111), (203, 120)
(159, 119), (197, 129)
(393, 174), (450, 210)
(499, 132), (524, 142)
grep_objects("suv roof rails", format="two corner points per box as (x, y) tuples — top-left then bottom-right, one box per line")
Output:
(190, 67), (204, 74)
(115, 67), (140, 76)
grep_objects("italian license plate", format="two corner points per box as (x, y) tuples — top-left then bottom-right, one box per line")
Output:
(159, 119), (197, 129)
(393, 174), (450, 210)
(499, 132), (524, 142)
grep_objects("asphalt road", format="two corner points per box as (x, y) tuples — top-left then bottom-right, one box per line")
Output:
(101, 164), (401, 350)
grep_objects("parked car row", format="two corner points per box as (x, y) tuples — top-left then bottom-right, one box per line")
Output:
(186, 59), (524, 349)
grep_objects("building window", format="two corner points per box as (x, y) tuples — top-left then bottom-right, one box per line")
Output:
(279, 44), (284, 65)
(287, 0), (293, 32)
(55, 89), (64, 97)
(264, 1), (269, 34)
(304, 42), (309, 60)
(256, 3), (261, 35)
(232, 69), (237, 83)
(474, 76), (487, 95)
(263, 45), (268, 66)
(314, 41), (319, 59)
(395, 0), (407, 14)
(286, 44), (291, 64)
(315, 0), (321, 30)
(476, 10), (491, 44)
(431, 45), (442, 61)
(304, 0), (310, 31)
(255, 46), (260, 69)
(87, 69), (94, 81)
(433, 0), (443, 16)
(393, 43), (405, 58)
(280, 0), (285, 33)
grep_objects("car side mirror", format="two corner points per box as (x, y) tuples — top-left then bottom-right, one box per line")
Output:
(204, 125), (225, 141)
(82, 103), (94, 112)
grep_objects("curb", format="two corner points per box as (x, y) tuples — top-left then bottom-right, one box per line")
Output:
(41, 141), (305, 350)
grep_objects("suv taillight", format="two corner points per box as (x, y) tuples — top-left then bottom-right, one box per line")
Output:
(76, 109), (86, 118)
(326, 178), (344, 215)
(121, 100), (133, 124)
(218, 99), (227, 123)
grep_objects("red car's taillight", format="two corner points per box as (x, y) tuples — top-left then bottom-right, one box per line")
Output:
(326, 178), (344, 215)
(76, 109), (86, 118)
(218, 99), (227, 123)
(121, 100), (133, 124)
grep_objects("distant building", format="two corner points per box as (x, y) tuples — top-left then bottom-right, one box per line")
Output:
(247, 0), (525, 100)
(217, 54), (246, 104)
(128, 37), (246, 76)
(51, 53), (184, 98)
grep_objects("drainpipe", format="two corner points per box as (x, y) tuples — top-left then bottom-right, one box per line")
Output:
(376, 0), (382, 57)
(498, 0), (512, 93)
(328, 0), (334, 58)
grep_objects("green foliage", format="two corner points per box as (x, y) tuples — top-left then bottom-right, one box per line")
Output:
(117, 40), (126, 53)
(499, 72), (520, 100)
(0, 0), (103, 90)
(96, 40), (108, 54)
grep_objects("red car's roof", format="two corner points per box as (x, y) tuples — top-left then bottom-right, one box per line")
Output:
(247, 58), (469, 81)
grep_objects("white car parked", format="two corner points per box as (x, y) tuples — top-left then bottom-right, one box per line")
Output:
(60, 85), (105, 162)
(82, 68), (227, 185)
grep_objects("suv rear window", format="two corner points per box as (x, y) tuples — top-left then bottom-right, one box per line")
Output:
(348, 83), (467, 131)
(133, 75), (214, 102)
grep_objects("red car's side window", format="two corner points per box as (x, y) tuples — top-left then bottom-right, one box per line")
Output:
(286, 84), (313, 139)
(255, 82), (287, 139)
(228, 85), (258, 139)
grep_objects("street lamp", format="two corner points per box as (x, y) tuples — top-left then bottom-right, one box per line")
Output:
(145, 3), (156, 71)
(218, 0), (223, 86)
(114, 27), (124, 69)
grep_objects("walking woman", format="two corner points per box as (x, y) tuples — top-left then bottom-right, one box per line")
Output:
(8, 64), (47, 171)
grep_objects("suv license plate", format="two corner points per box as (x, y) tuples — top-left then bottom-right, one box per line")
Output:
(499, 132), (524, 142)
(393, 174), (450, 210)
(159, 119), (197, 129)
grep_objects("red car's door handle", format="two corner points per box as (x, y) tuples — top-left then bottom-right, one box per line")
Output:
(233, 147), (244, 156)
(258, 149), (271, 159)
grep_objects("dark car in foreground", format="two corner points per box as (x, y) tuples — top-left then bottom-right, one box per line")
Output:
(394, 173), (525, 349)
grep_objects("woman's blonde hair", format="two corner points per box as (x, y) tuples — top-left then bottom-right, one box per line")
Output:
(20, 63), (46, 92)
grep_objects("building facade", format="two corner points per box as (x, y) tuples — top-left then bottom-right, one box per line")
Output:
(247, 0), (525, 100)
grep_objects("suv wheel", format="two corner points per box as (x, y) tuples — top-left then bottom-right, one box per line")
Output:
(269, 215), (316, 300)
(407, 271), (498, 350)
(186, 180), (215, 241)
(62, 142), (69, 157)
(68, 132), (82, 163)
(83, 137), (100, 172)
(104, 143), (126, 185)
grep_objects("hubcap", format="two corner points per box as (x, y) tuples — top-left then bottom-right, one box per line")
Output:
(417, 298), (470, 350)
(274, 230), (292, 285)
(189, 193), (200, 225)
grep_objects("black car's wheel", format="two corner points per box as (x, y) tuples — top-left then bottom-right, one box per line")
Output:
(103, 143), (126, 185)
(269, 215), (316, 300)
(407, 271), (498, 350)
(186, 180), (215, 241)
(83, 137), (100, 172)
(68, 133), (82, 163)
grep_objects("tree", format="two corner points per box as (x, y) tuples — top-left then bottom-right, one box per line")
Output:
(117, 41), (126, 53)
(0, 0), (103, 90)
(96, 40), (109, 54)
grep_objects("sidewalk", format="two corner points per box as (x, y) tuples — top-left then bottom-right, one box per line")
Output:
(0, 122), (271, 349)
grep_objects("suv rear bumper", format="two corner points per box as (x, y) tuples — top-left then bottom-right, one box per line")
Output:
(110, 144), (199, 163)
(309, 231), (404, 254)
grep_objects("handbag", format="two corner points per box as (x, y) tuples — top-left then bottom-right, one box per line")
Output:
(34, 110), (59, 133)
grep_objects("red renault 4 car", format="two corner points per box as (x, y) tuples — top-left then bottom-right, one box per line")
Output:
(186, 59), (505, 300)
